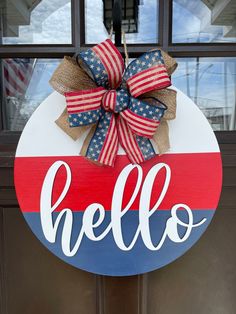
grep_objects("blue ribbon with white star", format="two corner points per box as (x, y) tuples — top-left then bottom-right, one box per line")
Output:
(62, 39), (174, 166)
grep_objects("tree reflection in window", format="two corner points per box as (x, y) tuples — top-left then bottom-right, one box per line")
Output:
(172, 58), (236, 130)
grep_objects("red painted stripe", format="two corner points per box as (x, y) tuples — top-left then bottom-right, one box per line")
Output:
(15, 153), (222, 213)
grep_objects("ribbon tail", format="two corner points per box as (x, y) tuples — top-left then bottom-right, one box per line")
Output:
(140, 88), (177, 121)
(160, 50), (178, 76)
(55, 86), (106, 141)
(117, 116), (156, 164)
(152, 120), (170, 154)
(124, 50), (171, 98)
(80, 124), (97, 157)
(55, 109), (91, 141)
(49, 56), (97, 95)
(121, 97), (166, 138)
(65, 87), (105, 127)
(83, 111), (119, 167)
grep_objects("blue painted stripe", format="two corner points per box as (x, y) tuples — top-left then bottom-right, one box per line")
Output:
(23, 209), (215, 276)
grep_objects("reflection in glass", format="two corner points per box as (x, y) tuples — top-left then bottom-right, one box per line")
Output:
(1, 59), (61, 130)
(172, 58), (236, 130)
(0, 0), (71, 44)
(85, 0), (158, 44)
(173, 0), (236, 43)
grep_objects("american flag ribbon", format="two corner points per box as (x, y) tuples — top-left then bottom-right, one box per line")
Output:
(65, 87), (166, 166)
(65, 87), (106, 126)
(86, 112), (119, 167)
(64, 39), (171, 166)
(126, 64), (171, 98)
(92, 39), (124, 89)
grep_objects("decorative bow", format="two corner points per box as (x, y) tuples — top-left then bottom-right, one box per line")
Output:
(50, 39), (178, 166)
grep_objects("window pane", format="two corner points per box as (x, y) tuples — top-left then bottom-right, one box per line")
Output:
(1, 0), (71, 44)
(85, 0), (159, 44)
(172, 57), (236, 130)
(1, 58), (61, 130)
(172, 0), (236, 43)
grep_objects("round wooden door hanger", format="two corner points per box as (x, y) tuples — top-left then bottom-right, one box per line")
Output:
(14, 89), (222, 276)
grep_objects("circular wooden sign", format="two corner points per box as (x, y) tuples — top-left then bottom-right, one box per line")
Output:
(14, 89), (222, 276)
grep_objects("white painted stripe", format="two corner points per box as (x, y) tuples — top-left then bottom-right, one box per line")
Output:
(15, 90), (220, 157)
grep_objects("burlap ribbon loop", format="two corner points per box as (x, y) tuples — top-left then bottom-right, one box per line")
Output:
(49, 41), (177, 164)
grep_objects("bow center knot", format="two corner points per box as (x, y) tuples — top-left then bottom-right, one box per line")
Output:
(102, 88), (130, 113)
(102, 90), (117, 112)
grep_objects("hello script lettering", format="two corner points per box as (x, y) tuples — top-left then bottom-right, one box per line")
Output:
(40, 161), (206, 257)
